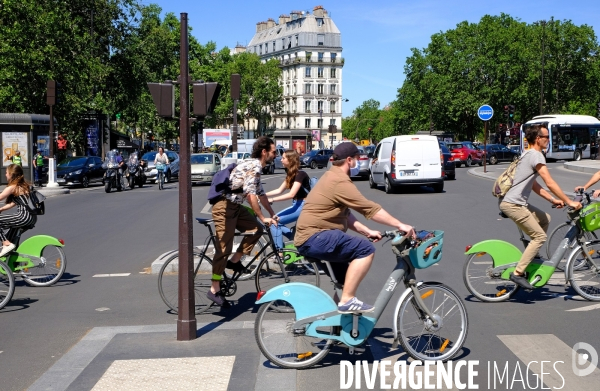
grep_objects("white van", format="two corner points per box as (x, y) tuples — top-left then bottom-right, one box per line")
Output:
(369, 135), (443, 193)
(219, 139), (277, 174)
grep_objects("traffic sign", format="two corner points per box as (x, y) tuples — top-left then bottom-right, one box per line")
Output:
(478, 105), (494, 121)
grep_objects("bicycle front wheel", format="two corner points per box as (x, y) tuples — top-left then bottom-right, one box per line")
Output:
(567, 241), (600, 301)
(547, 222), (596, 271)
(0, 260), (15, 310)
(22, 245), (67, 287)
(158, 251), (214, 314)
(463, 252), (519, 302)
(397, 283), (468, 362)
(255, 300), (332, 369)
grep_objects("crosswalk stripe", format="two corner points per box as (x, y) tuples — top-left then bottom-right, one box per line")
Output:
(567, 303), (600, 311)
(498, 334), (600, 389)
(92, 273), (131, 277)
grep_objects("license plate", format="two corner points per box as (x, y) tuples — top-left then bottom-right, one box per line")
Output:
(398, 171), (417, 177)
(57, 178), (66, 183)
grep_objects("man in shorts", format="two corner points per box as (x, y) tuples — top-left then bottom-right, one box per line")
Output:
(294, 142), (415, 313)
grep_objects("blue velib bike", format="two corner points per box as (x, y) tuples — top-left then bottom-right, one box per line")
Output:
(254, 229), (468, 369)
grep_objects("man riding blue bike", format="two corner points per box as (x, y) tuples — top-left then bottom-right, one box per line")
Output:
(294, 142), (416, 313)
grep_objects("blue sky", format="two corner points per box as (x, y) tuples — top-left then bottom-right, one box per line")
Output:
(146, 0), (598, 115)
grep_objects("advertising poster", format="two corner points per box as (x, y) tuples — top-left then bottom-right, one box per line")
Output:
(85, 120), (101, 156)
(37, 135), (50, 157)
(203, 129), (231, 147)
(281, 140), (290, 149)
(2, 132), (28, 167)
(311, 129), (321, 141)
(292, 139), (306, 155)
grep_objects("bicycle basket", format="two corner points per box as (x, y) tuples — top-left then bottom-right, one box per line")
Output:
(580, 202), (600, 232)
(156, 163), (166, 171)
(408, 230), (444, 269)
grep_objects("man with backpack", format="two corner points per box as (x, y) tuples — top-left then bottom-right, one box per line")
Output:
(207, 136), (279, 306)
(499, 124), (581, 290)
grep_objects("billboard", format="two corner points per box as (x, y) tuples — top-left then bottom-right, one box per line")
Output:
(203, 129), (231, 147)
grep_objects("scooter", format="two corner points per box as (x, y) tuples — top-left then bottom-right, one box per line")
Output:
(126, 152), (145, 189)
(102, 151), (124, 193)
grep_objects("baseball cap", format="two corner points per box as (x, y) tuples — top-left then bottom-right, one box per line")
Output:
(332, 142), (360, 160)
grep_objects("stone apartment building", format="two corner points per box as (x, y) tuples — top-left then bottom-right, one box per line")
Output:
(246, 5), (345, 150)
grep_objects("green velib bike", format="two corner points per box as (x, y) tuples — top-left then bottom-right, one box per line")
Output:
(0, 227), (66, 310)
(463, 190), (600, 302)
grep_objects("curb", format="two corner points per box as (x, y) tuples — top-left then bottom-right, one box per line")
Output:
(150, 245), (213, 274)
(38, 188), (70, 197)
(563, 161), (600, 174)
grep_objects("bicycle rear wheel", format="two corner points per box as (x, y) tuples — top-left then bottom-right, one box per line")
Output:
(158, 251), (214, 314)
(547, 222), (595, 271)
(0, 260), (15, 310)
(22, 245), (67, 287)
(255, 300), (333, 369)
(567, 241), (600, 301)
(397, 283), (468, 362)
(463, 252), (519, 302)
(255, 250), (319, 312)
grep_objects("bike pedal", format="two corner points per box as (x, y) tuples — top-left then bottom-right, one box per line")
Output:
(348, 346), (365, 355)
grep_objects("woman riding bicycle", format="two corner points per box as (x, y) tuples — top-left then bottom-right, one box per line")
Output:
(0, 164), (36, 257)
(265, 150), (309, 249)
(154, 147), (169, 178)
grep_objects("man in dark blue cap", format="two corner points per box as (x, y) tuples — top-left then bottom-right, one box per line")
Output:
(294, 142), (416, 313)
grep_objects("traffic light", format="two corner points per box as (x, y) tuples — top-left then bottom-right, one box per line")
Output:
(46, 80), (61, 106)
(147, 82), (175, 118)
(193, 82), (222, 118)
(503, 105), (509, 118)
(116, 113), (121, 120)
(508, 105), (515, 119)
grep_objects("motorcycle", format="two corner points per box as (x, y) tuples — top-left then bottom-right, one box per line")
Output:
(102, 151), (124, 193)
(126, 152), (146, 189)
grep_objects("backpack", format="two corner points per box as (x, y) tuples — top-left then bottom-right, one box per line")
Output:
(302, 176), (319, 195)
(207, 163), (238, 205)
(491, 154), (534, 198)
(26, 187), (46, 215)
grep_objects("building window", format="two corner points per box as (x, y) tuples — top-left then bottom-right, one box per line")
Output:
(317, 18), (323, 27)
(304, 84), (311, 94)
(330, 101), (336, 113)
(330, 84), (337, 95)
(305, 118), (311, 128)
(306, 52), (312, 62)
(331, 53), (337, 63)
(259, 45), (262, 55)
(295, 35), (298, 46)
(305, 67), (311, 77)
(318, 118), (323, 128)
(265, 43), (268, 54)
(317, 84), (324, 95)
(273, 41), (276, 51)
(318, 100), (324, 112)
(318, 52), (324, 62)
(330, 118), (336, 126)
(293, 85), (297, 95)
(331, 68), (337, 78)
(318, 67), (324, 78)
(318, 35), (324, 46)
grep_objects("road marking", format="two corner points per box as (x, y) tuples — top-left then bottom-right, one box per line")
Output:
(92, 273), (131, 277)
(95, 307), (110, 312)
(200, 201), (212, 214)
(567, 303), (600, 311)
(498, 334), (600, 389)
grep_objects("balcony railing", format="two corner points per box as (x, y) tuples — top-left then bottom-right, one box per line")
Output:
(279, 57), (345, 66)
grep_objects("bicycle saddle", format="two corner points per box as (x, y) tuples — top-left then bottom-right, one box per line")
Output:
(195, 218), (214, 225)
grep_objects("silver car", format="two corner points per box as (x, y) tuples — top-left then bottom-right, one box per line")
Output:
(191, 153), (221, 185)
(141, 150), (180, 183)
(326, 145), (371, 179)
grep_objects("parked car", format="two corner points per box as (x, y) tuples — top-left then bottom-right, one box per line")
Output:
(274, 147), (286, 170)
(190, 153), (221, 185)
(300, 149), (333, 169)
(447, 142), (483, 167)
(439, 143), (456, 180)
(370, 135), (444, 193)
(508, 145), (521, 154)
(326, 145), (371, 178)
(482, 144), (520, 164)
(141, 150), (180, 183)
(56, 156), (106, 188)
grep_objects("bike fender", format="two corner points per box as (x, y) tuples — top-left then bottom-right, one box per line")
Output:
(17, 235), (63, 257)
(256, 282), (337, 319)
(465, 240), (522, 266)
(392, 281), (423, 348)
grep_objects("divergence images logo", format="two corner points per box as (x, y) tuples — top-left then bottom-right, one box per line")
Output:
(572, 342), (598, 377)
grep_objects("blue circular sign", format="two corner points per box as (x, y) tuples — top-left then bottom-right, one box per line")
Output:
(478, 105), (494, 121)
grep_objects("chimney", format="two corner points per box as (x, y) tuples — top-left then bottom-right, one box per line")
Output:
(313, 5), (324, 17)
(279, 14), (290, 25)
(266, 18), (276, 29)
(256, 21), (267, 32)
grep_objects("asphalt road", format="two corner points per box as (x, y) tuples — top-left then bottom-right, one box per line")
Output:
(1, 162), (600, 391)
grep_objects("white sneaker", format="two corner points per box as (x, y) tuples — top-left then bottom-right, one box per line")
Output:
(0, 243), (15, 257)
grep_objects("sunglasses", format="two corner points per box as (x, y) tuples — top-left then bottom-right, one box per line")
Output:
(538, 135), (549, 139)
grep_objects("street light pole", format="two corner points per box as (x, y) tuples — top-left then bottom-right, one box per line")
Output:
(539, 20), (546, 115)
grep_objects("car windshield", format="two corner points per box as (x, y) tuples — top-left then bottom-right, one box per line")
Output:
(191, 154), (213, 164)
(58, 157), (87, 167)
(142, 152), (157, 161)
(364, 146), (375, 154)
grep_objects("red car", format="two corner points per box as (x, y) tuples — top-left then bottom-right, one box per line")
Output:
(447, 142), (484, 167)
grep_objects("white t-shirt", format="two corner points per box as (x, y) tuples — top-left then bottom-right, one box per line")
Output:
(502, 150), (546, 206)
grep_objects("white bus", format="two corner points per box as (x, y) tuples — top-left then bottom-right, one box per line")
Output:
(520, 115), (600, 160)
